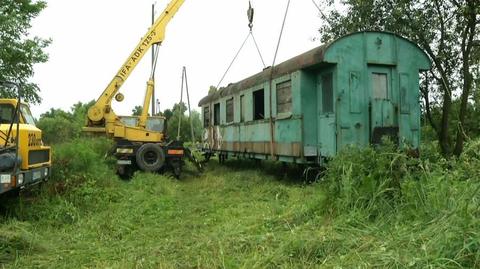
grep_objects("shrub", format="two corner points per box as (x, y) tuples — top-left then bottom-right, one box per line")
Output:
(322, 142), (411, 218)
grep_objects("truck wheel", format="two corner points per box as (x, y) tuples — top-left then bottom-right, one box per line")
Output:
(136, 143), (165, 172)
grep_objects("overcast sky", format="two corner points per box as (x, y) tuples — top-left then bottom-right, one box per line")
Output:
(29, 0), (328, 116)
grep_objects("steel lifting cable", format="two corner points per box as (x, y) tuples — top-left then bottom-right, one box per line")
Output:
(248, 1), (266, 68)
(251, 32), (266, 68)
(268, 0), (291, 158)
(216, 1), (266, 89)
(215, 31), (251, 89)
(269, 0), (291, 72)
(310, 0), (334, 29)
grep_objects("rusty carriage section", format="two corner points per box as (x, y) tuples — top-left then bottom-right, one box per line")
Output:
(199, 31), (431, 165)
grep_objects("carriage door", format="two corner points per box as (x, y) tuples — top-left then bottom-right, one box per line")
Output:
(368, 66), (398, 144)
(318, 72), (336, 157)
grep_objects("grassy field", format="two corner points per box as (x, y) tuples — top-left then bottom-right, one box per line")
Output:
(0, 138), (479, 268)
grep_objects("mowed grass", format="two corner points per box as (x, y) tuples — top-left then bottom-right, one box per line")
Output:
(0, 162), (327, 268)
(0, 138), (479, 268)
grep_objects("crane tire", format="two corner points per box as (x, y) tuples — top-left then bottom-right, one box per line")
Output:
(135, 143), (165, 172)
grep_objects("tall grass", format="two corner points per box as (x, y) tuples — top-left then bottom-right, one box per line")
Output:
(317, 141), (480, 267)
(0, 138), (478, 268)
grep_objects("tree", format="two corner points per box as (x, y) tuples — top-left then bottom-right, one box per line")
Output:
(131, 105), (143, 116)
(37, 101), (95, 144)
(163, 102), (202, 142)
(318, 0), (479, 156)
(0, 1), (50, 104)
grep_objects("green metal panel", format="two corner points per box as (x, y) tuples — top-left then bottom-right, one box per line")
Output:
(275, 118), (302, 142)
(323, 31), (431, 151)
(366, 33), (396, 65)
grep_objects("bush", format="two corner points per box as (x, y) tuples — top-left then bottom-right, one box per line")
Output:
(37, 116), (80, 144)
(322, 142), (411, 218)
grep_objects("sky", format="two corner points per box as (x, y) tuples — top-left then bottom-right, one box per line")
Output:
(29, 0), (328, 116)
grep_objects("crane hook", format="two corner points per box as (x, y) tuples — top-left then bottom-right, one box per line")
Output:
(247, 1), (254, 31)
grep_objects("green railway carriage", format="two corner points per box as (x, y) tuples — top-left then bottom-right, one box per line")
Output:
(198, 31), (431, 164)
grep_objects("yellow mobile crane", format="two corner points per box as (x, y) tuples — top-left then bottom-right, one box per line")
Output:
(84, 0), (192, 178)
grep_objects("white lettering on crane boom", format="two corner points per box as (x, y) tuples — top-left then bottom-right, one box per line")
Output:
(119, 31), (157, 80)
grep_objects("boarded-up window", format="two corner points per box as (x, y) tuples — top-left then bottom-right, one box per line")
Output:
(322, 73), (333, 113)
(276, 80), (292, 114)
(253, 89), (264, 120)
(226, 98), (234, 123)
(240, 95), (245, 122)
(203, 106), (210, 127)
(213, 103), (220, 126)
(372, 73), (388, 99)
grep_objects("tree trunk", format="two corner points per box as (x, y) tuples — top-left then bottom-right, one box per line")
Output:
(453, 0), (477, 156)
(439, 88), (452, 155)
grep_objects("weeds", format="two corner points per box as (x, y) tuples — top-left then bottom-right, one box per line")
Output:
(0, 138), (478, 268)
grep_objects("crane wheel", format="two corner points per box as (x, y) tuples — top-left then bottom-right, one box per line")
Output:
(135, 143), (165, 172)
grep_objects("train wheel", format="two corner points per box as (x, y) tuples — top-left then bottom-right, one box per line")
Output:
(136, 143), (165, 172)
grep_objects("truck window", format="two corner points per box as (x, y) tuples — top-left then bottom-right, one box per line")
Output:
(20, 104), (36, 125)
(0, 104), (16, 124)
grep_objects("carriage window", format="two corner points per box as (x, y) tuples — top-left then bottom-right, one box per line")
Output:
(322, 73), (333, 113)
(203, 106), (210, 127)
(276, 80), (292, 114)
(226, 98), (234, 123)
(372, 73), (388, 99)
(253, 89), (264, 120)
(213, 103), (220, 126)
(240, 95), (245, 122)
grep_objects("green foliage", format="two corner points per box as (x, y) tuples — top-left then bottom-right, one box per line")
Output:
(0, 0), (50, 104)
(51, 137), (113, 182)
(131, 105), (143, 116)
(36, 101), (95, 144)
(318, 141), (480, 267)
(164, 102), (203, 142)
(322, 143), (408, 218)
(0, 139), (479, 267)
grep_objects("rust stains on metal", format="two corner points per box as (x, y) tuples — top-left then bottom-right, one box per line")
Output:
(217, 141), (302, 157)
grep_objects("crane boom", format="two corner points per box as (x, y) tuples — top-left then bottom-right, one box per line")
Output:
(87, 0), (185, 125)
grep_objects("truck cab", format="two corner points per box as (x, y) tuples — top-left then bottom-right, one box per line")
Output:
(0, 99), (51, 194)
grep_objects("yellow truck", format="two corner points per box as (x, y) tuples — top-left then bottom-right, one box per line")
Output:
(0, 83), (51, 194)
